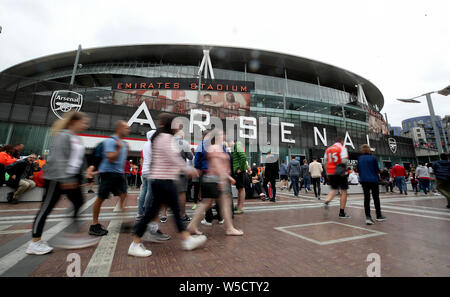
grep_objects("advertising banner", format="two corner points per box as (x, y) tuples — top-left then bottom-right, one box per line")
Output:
(112, 77), (254, 116)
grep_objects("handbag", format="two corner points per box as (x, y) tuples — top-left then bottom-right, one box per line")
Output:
(334, 163), (347, 176)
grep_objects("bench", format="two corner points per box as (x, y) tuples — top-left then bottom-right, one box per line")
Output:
(0, 185), (44, 202)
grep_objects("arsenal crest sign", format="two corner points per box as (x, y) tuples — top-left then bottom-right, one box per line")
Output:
(50, 90), (83, 119)
(388, 138), (397, 154)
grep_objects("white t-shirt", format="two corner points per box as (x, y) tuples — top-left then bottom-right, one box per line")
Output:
(66, 134), (85, 175)
(142, 130), (156, 176)
(348, 172), (359, 184)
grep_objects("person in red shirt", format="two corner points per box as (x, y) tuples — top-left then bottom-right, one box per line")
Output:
(390, 162), (407, 195)
(0, 145), (18, 187)
(323, 136), (351, 218)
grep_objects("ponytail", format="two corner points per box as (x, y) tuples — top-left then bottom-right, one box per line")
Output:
(50, 111), (86, 135)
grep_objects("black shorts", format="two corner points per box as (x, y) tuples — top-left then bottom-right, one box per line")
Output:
(280, 175), (288, 181)
(177, 174), (188, 193)
(200, 176), (221, 199)
(328, 174), (349, 190)
(86, 178), (94, 184)
(234, 171), (246, 189)
(98, 173), (127, 199)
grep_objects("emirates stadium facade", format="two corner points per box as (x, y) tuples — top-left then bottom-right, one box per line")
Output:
(0, 44), (416, 169)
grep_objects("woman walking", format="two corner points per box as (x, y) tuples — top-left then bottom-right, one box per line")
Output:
(187, 129), (243, 236)
(128, 113), (205, 257)
(356, 144), (386, 225)
(26, 111), (100, 255)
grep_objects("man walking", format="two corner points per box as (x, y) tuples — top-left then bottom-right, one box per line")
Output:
(390, 162), (408, 195)
(89, 121), (130, 236)
(416, 162), (431, 195)
(287, 155), (301, 197)
(232, 141), (248, 214)
(432, 153), (450, 208)
(323, 137), (351, 218)
(263, 152), (279, 202)
(309, 156), (323, 199)
(279, 160), (288, 190)
(299, 159), (311, 193)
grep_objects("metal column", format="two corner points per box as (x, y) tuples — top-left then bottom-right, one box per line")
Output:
(425, 93), (443, 154)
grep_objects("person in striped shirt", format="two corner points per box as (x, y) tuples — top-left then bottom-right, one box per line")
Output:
(187, 129), (243, 236)
(128, 113), (206, 257)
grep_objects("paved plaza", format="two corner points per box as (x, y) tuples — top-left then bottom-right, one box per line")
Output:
(0, 189), (449, 277)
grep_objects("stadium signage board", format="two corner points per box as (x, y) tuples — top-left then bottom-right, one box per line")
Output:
(112, 77), (254, 93)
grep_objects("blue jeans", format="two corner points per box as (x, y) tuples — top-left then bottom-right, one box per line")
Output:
(300, 176), (311, 191)
(134, 179), (185, 237)
(291, 176), (299, 196)
(394, 176), (407, 194)
(419, 179), (430, 194)
(137, 176), (153, 217)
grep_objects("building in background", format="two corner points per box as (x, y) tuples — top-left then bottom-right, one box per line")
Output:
(402, 116), (446, 150)
(0, 44), (416, 168)
(389, 125), (402, 137)
(443, 115), (450, 149)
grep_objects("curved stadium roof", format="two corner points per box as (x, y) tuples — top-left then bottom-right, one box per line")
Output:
(1, 44), (384, 109)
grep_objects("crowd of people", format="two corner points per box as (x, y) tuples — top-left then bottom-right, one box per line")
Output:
(1, 111), (449, 257)
(0, 143), (47, 204)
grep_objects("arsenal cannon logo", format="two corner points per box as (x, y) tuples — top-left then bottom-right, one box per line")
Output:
(388, 138), (397, 154)
(50, 90), (83, 119)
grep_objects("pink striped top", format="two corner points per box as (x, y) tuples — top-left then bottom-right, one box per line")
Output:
(149, 133), (188, 180)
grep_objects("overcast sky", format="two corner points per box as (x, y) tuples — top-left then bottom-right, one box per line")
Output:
(1, 0), (449, 127)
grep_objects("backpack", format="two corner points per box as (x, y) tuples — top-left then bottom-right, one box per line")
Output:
(89, 141), (105, 170)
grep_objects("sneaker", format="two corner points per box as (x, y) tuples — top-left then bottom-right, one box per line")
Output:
(128, 242), (152, 257)
(201, 219), (213, 226)
(234, 208), (244, 215)
(366, 217), (375, 225)
(50, 235), (101, 249)
(323, 202), (329, 209)
(6, 192), (13, 203)
(218, 219), (224, 224)
(88, 190), (95, 194)
(338, 212), (351, 219)
(376, 215), (386, 222)
(143, 230), (171, 242)
(26, 240), (53, 255)
(182, 235), (207, 251)
(10, 198), (19, 204)
(182, 215), (192, 222)
(160, 216), (168, 223)
(88, 224), (108, 236)
(191, 204), (197, 210)
(135, 214), (143, 222)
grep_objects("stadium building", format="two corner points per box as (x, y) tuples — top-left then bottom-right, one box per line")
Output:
(0, 44), (416, 169)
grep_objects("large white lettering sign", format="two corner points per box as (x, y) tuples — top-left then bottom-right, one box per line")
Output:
(127, 102), (156, 129)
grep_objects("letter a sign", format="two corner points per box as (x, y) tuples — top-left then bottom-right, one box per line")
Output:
(127, 102), (156, 129)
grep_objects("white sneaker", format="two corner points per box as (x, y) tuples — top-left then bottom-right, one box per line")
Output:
(182, 235), (207, 251)
(26, 240), (53, 255)
(201, 219), (212, 226)
(218, 219), (224, 224)
(128, 242), (152, 257)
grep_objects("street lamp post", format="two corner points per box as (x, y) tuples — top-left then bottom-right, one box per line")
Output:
(397, 86), (449, 154)
(425, 92), (444, 154)
(70, 44), (82, 86)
